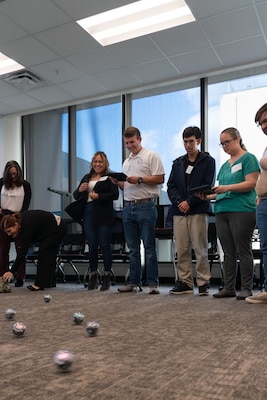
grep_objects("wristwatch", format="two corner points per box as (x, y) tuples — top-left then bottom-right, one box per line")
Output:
(137, 177), (143, 184)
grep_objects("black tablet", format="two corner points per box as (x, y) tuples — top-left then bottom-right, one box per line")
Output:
(190, 185), (215, 195)
(107, 172), (127, 181)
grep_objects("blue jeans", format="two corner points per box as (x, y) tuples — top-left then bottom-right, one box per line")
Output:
(123, 201), (158, 287)
(83, 202), (112, 272)
(256, 199), (267, 291)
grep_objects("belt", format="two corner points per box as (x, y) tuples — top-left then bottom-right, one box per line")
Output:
(124, 198), (155, 205)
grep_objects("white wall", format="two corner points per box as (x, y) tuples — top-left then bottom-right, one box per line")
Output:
(0, 116), (22, 175)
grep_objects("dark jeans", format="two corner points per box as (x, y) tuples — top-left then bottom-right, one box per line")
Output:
(83, 202), (112, 272)
(216, 212), (256, 292)
(123, 201), (158, 287)
(256, 199), (267, 291)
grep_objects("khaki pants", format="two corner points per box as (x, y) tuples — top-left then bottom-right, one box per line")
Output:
(173, 214), (210, 288)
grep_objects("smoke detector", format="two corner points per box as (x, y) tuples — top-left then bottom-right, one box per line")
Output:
(3, 70), (45, 91)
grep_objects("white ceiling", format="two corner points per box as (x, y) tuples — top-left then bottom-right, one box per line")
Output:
(0, 0), (267, 117)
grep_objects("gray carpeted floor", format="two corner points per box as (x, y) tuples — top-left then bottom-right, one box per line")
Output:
(0, 282), (266, 400)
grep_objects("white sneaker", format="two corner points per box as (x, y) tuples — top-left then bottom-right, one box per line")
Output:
(245, 291), (267, 304)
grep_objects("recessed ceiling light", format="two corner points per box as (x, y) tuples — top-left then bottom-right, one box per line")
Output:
(77, 0), (195, 46)
(0, 52), (24, 76)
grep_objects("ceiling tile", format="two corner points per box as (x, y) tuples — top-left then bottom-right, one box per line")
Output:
(35, 22), (98, 57)
(0, 0), (70, 33)
(170, 48), (223, 75)
(0, 93), (44, 111)
(200, 7), (262, 46)
(151, 22), (211, 57)
(94, 68), (142, 92)
(129, 60), (181, 83)
(30, 59), (85, 84)
(108, 36), (165, 67)
(28, 86), (74, 105)
(186, 0), (252, 19)
(66, 47), (120, 75)
(0, 36), (59, 66)
(216, 36), (267, 65)
(58, 77), (107, 98)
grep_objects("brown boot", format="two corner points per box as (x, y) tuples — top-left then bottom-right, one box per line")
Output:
(100, 273), (111, 291)
(88, 273), (99, 290)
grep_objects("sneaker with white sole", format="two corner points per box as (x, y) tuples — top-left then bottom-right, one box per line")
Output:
(118, 284), (142, 293)
(245, 291), (267, 304)
(149, 286), (160, 295)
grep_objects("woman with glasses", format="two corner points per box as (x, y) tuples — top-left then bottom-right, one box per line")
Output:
(210, 128), (260, 300)
(0, 160), (31, 288)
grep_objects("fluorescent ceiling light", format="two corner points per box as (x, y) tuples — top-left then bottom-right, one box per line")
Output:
(77, 0), (195, 46)
(0, 52), (24, 76)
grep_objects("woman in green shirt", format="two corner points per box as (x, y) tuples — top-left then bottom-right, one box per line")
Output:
(212, 127), (260, 300)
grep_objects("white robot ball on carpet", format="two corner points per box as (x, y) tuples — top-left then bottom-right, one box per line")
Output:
(5, 308), (16, 320)
(72, 312), (84, 324)
(86, 321), (100, 336)
(44, 294), (52, 302)
(53, 350), (74, 372)
(12, 321), (26, 337)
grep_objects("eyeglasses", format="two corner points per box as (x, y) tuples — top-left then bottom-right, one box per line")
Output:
(257, 119), (267, 128)
(219, 138), (236, 147)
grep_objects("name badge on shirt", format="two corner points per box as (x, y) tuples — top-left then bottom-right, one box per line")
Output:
(231, 163), (242, 173)
(185, 165), (194, 174)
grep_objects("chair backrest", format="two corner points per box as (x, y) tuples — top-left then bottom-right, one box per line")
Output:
(59, 219), (86, 255)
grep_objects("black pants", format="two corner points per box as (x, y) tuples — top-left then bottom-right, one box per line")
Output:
(35, 220), (67, 288)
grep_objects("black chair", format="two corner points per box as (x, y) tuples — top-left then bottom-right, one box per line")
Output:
(56, 219), (87, 283)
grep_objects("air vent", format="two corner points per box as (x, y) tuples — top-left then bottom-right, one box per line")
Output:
(3, 70), (45, 90)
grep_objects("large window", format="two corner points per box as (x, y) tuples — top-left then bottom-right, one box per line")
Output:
(76, 98), (122, 184)
(208, 68), (267, 177)
(132, 82), (200, 204)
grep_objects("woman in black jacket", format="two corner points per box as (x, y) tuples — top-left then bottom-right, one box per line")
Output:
(1, 210), (66, 290)
(74, 151), (119, 291)
(0, 160), (32, 287)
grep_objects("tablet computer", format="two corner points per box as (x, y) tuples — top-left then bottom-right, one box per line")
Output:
(107, 172), (127, 181)
(190, 185), (215, 195)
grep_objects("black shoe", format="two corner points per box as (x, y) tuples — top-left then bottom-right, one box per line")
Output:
(88, 273), (99, 290)
(27, 285), (44, 291)
(199, 284), (209, 296)
(213, 288), (236, 298)
(169, 281), (193, 295)
(100, 274), (111, 291)
(15, 278), (24, 287)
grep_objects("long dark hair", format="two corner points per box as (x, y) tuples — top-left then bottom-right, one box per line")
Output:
(221, 127), (247, 151)
(3, 160), (24, 189)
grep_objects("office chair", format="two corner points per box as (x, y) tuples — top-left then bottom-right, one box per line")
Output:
(56, 219), (87, 284)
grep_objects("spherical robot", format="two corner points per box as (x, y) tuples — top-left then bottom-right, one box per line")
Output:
(5, 308), (16, 320)
(44, 294), (52, 303)
(72, 312), (84, 324)
(86, 321), (100, 336)
(12, 322), (26, 337)
(53, 350), (74, 372)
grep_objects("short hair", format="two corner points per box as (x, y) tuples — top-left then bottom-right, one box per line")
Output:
(123, 126), (141, 139)
(255, 103), (267, 124)
(182, 126), (202, 140)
